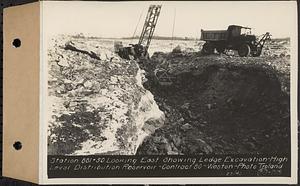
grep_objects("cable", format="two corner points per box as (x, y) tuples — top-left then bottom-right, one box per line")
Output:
(171, 8), (176, 49)
(132, 9), (144, 40)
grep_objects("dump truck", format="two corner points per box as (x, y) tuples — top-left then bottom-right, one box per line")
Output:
(200, 25), (271, 57)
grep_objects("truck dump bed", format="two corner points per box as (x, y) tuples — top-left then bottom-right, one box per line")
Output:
(200, 30), (228, 41)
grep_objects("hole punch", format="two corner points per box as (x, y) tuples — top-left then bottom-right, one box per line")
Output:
(12, 38), (21, 48)
(13, 141), (22, 150)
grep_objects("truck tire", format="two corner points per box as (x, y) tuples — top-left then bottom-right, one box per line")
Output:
(238, 44), (250, 57)
(201, 43), (214, 55)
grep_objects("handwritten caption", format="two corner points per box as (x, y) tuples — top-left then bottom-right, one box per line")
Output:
(48, 155), (289, 177)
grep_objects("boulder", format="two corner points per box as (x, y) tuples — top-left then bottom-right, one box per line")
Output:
(172, 45), (182, 53)
(181, 123), (193, 131)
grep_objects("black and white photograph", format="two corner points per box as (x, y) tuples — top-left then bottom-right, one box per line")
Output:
(42, 0), (297, 184)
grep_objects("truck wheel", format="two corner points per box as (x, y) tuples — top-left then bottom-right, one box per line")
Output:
(201, 43), (214, 55)
(238, 44), (250, 57)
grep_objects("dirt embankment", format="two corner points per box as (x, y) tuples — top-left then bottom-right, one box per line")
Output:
(137, 51), (290, 155)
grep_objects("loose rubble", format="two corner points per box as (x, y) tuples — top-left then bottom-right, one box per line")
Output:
(47, 35), (290, 156)
(137, 38), (291, 155)
(47, 35), (165, 155)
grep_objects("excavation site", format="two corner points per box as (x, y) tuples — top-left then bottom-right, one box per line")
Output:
(4, 1), (297, 185)
(46, 4), (291, 156)
(137, 52), (290, 155)
(47, 35), (291, 156)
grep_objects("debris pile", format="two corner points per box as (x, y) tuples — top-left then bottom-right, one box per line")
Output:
(47, 35), (165, 155)
(263, 38), (291, 57)
(137, 40), (290, 155)
(47, 35), (290, 156)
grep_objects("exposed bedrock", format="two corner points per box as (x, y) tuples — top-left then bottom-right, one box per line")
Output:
(137, 52), (290, 155)
(47, 36), (165, 155)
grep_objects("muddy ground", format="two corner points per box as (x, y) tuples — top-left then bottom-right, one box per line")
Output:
(137, 45), (291, 155)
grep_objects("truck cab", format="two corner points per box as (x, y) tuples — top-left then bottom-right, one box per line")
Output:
(228, 25), (251, 37)
(227, 25), (255, 44)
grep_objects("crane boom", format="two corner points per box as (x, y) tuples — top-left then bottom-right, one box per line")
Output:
(138, 5), (162, 52)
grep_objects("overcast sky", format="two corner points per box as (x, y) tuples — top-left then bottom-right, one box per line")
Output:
(43, 1), (297, 38)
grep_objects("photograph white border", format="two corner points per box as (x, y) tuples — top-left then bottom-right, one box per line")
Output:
(39, 1), (298, 184)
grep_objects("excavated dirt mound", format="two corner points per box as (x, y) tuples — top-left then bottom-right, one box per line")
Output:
(137, 58), (290, 155)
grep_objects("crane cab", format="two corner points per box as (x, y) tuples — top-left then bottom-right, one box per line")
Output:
(114, 5), (161, 61)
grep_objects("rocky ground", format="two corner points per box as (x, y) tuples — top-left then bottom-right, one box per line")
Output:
(137, 39), (291, 155)
(47, 35), (291, 156)
(47, 36), (165, 155)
